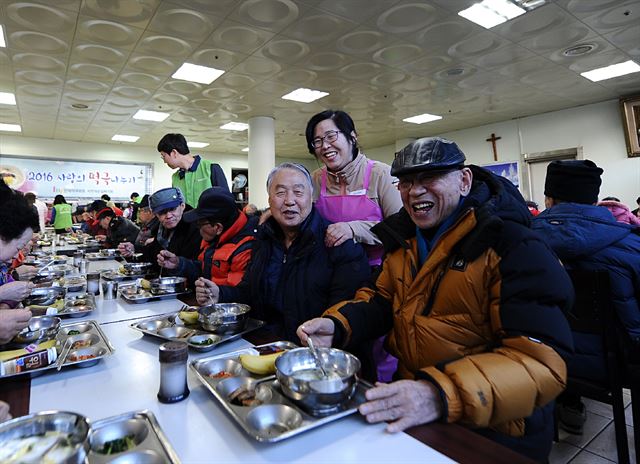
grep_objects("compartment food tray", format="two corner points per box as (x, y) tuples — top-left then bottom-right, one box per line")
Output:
(118, 283), (188, 304)
(88, 410), (180, 463)
(0, 320), (115, 379)
(190, 343), (370, 442)
(129, 312), (264, 351)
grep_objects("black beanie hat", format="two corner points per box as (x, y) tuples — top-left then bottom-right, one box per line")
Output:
(544, 160), (603, 204)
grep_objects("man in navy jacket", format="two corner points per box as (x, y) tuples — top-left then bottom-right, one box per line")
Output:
(533, 159), (640, 434)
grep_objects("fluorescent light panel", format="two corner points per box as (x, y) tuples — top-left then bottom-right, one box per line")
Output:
(220, 122), (249, 131)
(188, 141), (209, 148)
(172, 63), (224, 85)
(0, 123), (21, 132)
(403, 113), (442, 124)
(112, 134), (139, 142)
(458, 0), (525, 29)
(281, 88), (329, 103)
(0, 25), (6, 48)
(133, 109), (169, 122)
(581, 60), (640, 82)
(0, 92), (16, 105)
(242, 147), (249, 152)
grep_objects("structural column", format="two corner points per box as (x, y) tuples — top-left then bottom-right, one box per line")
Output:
(248, 116), (275, 209)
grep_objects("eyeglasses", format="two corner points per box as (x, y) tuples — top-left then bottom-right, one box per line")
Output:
(396, 170), (455, 192)
(312, 130), (341, 149)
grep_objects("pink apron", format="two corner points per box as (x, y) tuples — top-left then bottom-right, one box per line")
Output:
(315, 160), (398, 382)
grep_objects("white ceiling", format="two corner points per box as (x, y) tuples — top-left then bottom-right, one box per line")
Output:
(0, 0), (639, 158)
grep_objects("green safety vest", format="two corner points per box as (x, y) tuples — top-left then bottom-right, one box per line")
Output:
(171, 158), (213, 208)
(53, 203), (73, 230)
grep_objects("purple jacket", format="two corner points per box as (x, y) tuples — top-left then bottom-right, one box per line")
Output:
(598, 200), (640, 226)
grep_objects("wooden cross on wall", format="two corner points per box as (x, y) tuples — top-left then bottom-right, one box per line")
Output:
(486, 133), (501, 161)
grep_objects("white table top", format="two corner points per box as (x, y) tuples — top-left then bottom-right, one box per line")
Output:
(30, 320), (454, 464)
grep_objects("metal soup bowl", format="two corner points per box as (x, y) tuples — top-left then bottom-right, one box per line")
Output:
(13, 315), (62, 344)
(198, 303), (250, 334)
(23, 287), (66, 307)
(149, 276), (187, 295)
(275, 347), (360, 416)
(0, 410), (90, 464)
(122, 262), (152, 275)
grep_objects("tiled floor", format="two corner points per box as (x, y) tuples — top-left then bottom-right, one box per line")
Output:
(550, 391), (635, 463)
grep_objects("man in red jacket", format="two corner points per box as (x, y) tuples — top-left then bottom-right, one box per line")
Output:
(158, 187), (257, 287)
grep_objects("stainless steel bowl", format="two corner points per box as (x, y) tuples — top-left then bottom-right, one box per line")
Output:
(148, 276), (187, 295)
(35, 269), (66, 280)
(99, 248), (119, 257)
(13, 315), (62, 344)
(0, 410), (90, 464)
(275, 347), (360, 416)
(122, 262), (152, 275)
(198, 303), (250, 334)
(23, 287), (66, 306)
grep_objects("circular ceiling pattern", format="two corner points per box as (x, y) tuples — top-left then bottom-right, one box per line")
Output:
(162, 80), (203, 94)
(129, 55), (176, 74)
(237, 0), (299, 29)
(138, 35), (193, 57)
(74, 44), (126, 65)
(12, 53), (66, 72)
(69, 63), (117, 80)
(80, 20), (140, 47)
(7, 2), (74, 32)
(15, 70), (63, 86)
(337, 30), (385, 55)
(154, 8), (216, 42)
(376, 3), (440, 34)
(261, 39), (310, 62)
(65, 79), (110, 93)
(9, 31), (68, 54)
(152, 93), (190, 105)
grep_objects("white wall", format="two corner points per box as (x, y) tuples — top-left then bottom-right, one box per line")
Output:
(363, 100), (640, 207)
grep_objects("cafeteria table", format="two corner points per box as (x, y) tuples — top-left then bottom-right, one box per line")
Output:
(0, 254), (535, 463)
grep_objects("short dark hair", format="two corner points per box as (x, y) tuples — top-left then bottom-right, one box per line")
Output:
(101, 194), (111, 201)
(0, 183), (39, 241)
(157, 133), (189, 155)
(130, 192), (139, 199)
(54, 194), (67, 205)
(305, 110), (359, 158)
(601, 196), (620, 202)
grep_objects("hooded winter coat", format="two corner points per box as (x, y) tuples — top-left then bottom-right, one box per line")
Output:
(324, 166), (573, 461)
(533, 202), (640, 382)
(597, 199), (640, 226)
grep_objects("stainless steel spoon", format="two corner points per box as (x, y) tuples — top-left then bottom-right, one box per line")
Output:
(306, 336), (328, 378)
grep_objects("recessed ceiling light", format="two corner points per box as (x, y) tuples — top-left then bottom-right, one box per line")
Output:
(458, 0), (526, 29)
(71, 103), (88, 109)
(220, 122), (249, 131)
(0, 123), (21, 132)
(0, 92), (16, 105)
(172, 63), (225, 85)
(112, 134), (139, 142)
(562, 44), (595, 57)
(581, 60), (640, 82)
(188, 141), (209, 148)
(242, 147), (249, 152)
(0, 26), (6, 48)
(403, 113), (442, 124)
(133, 110), (169, 122)
(281, 88), (329, 103)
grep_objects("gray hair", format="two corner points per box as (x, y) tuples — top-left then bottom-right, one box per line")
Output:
(266, 162), (313, 193)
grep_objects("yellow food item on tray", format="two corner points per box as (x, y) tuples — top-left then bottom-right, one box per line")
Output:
(239, 351), (284, 375)
(179, 311), (198, 325)
(0, 339), (57, 362)
(140, 279), (151, 290)
(119, 265), (126, 274)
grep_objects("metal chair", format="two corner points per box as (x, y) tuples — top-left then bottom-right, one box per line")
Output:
(561, 269), (630, 464)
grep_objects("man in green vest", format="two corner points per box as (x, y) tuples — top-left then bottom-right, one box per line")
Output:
(51, 194), (73, 233)
(157, 133), (229, 208)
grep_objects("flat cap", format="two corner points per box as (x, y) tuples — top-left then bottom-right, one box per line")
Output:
(391, 137), (466, 177)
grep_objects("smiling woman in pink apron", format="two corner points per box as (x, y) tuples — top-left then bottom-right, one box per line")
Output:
(305, 109), (402, 382)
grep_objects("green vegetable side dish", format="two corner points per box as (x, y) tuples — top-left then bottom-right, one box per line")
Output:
(192, 338), (214, 346)
(67, 330), (81, 335)
(99, 434), (136, 454)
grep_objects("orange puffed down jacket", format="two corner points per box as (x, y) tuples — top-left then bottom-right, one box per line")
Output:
(324, 166), (574, 461)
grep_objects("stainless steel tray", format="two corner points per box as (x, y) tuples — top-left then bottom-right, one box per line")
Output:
(190, 343), (370, 443)
(118, 283), (188, 304)
(0, 320), (115, 379)
(100, 269), (145, 282)
(130, 312), (265, 351)
(26, 290), (94, 318)
(84, 252), (117, 261)
(88, 410), (180, 463)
